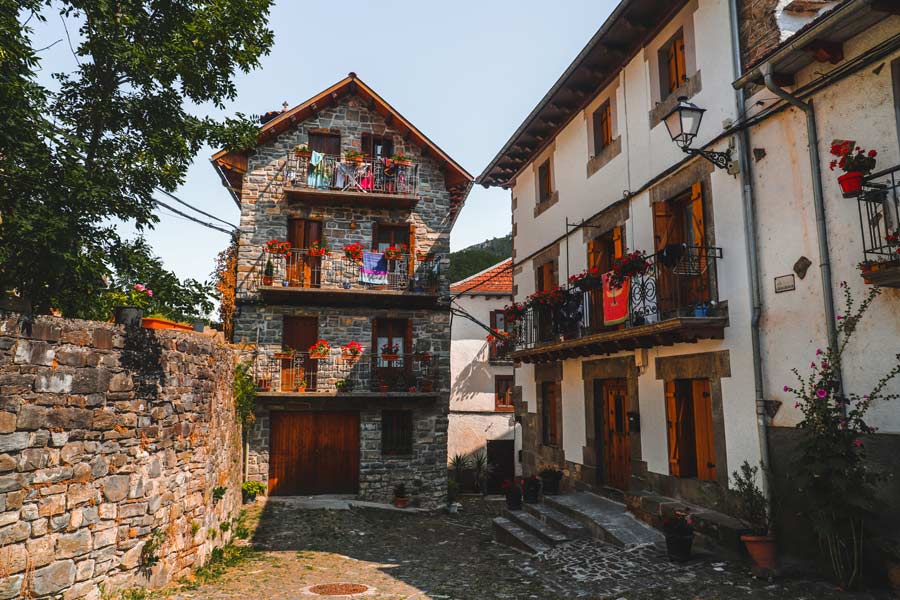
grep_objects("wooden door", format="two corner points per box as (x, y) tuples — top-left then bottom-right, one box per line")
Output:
(284, 316), (318, 391)
(587, 226), (623, 331)
(602, 379), (631, 490)
(535, 261), (555, 342)
(653, 184), (708, 315)
(692, 379), (716, 481)
(541, 381), (559, 446)
(373, 318), (411, 390)
(268, 412), (360, 495)
(486, 439), (515, 494)
(288, 219), (323, 288)
(665, 380), (698, 478)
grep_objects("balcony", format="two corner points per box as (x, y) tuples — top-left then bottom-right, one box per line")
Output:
(247, 249), (442, 308)
(488, 334), (513, 363)
(284, 153), (419, 208)
(857, 166), (900, 288)
(509, 246), (727, 363)
(254, 351), (440, 398)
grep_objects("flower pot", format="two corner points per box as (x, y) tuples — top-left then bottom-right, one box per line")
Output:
(114, 307), (144, 328)
(540, 475), (560, 495)
(273, 352), (294, 360)
(341, 350), (361, 360)
(392, 496), (410, 509)
(141, 317), (192, 332)
(741, 534), (777, 570)
(665, 532), (694, 562)
(420, 381), (434, 393)
(192, 320), (206, 332)
(262, 275), (273, 286)
(309, 351), (329, 360)
(838, 171), (864, 197)
(295, 150), (312, 159)
(395, 159), (412, 167)
(505, 493), (522, 511)
(382, 353), (400, 362)
(522, 485), (541, 504)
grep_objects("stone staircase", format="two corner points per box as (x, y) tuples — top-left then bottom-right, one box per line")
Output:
(492, 491), (663, 554)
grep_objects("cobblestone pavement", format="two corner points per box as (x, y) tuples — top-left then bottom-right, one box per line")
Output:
(158, 497), (891, 600)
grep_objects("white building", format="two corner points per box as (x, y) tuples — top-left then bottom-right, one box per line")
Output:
(448, 260), (520, 491)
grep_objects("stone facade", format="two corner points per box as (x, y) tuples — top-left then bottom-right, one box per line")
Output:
(234, 88), (463, 508)
(0, 314), (242, 600)
(738, 0), (781, 69)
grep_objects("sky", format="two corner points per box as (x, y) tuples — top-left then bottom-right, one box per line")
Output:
(28, 0), (618, 285)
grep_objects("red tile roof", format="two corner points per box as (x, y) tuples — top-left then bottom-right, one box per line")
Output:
(450, 259), (513, 295)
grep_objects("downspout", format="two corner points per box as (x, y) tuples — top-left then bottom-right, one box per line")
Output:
(760, 63), (843, 398)
(727, 0), (770, 475)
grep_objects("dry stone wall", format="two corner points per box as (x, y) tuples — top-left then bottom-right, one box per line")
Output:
(0, 314), (242, 600)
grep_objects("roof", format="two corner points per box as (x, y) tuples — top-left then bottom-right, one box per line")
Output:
(450, 259), (513, 295)
(212, 73), (474, 198)
(477, 0), (689, 189)
(734, 0), (894, 89)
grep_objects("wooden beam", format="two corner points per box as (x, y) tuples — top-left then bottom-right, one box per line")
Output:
(873, 0), (900, 14)
(806, 40), (843, 64)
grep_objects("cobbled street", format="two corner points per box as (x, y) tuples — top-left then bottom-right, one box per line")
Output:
(159, 497), (890, 600)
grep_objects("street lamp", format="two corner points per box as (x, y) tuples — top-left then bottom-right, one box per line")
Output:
(662, 97), (733, 170)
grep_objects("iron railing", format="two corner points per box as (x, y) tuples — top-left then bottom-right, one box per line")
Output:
(254, 351), (441, 394)
(488, 336), (513, 362)
(250, 249), (441, 294)
(510, 245), (722, 351)
(285, 153), (419, 196)
(857, 165), (900, 265)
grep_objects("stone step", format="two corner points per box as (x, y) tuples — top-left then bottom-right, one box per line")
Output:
(492, 517), (551, 555)
(543, 492), (663, 549)
(503, 510), (570, 545)
(523, 503), (590, 539)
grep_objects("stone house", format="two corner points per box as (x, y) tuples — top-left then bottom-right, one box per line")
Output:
(212, 73), (472, 506)
(477, 0), (900, 561)
(448, 259), (520, 491)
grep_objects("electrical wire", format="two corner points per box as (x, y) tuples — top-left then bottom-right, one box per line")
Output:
(448, 260), (513, 300)
(152, 198), (235, 235)
(156, 188), (238, 229)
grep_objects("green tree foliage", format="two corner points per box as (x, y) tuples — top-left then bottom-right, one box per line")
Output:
(447, 234), (511, 283)
(0, 0), (273, 317)
(233, 361), (256, 427)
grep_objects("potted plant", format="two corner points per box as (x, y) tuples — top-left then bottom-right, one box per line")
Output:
(113, 284), (153, 327)
(732, 461), (777, 571)
(141, 315), (193, 331)
(568, 267), (603, 291)
(472, 452), (492, 495)
(610, 250), (651, 288)
(539, 467), (563, 495)
(334, 378), (354, 393)
(419, 378), (434, 393)
(391, 152), (414, 166)
(502, 479), (523, 510)
(343, 242), (364, 263)
(274, 345), (295, 360)
(341, 340), (363, 360)
(447, 479), (461, 513)
(526, 287), (567, 308)
(257, 377), (271, 392)
(308, 240), (328, 257)
(450, 453), (470, 488)
(662, 511), (694, 562)
(344, 149), (365, 163)
(503, 302), (527, 322)
(262, 258), (274, 286)
(829, 141), (877, 197)
(383, 243), (407, 261)
(295, 380), (307, 393)
(293, 144), (311, 158)
(308, 339), (331, 360)
(392, 484), (411, 509)
(522, 476), (541, 504)
(381, 342), (400, 362)
(265, 238), (292, 255)
(241, 481), (266, 504)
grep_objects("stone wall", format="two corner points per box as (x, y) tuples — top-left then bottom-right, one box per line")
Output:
(0, 314), (241, 600)
(738, 0), (781, 69)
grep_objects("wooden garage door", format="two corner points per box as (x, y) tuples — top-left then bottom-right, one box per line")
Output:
(269, 412), (360, 496)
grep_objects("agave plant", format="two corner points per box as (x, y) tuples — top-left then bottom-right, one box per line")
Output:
(450, 453), (470, 485)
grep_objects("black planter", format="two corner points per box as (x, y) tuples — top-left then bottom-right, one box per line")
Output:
(506, 493), (522, 511)
(540, 475), (560, 495)
(522, 484), (541, 504)
(665, 532), (694, 562)
(114, 306), (143, 328)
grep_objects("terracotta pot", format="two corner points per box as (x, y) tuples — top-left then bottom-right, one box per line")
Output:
(262, 275), (273, 286)
(741, 534), (777, 570)
(295, 150), (311, 159)
(838, 171), (864, 197)
(392, 496), (410, 509)
(141, 317), (192, 331)
(309, 351), (329, 360)
(395, 159), (412, 167)
(382, 353), (400, 362)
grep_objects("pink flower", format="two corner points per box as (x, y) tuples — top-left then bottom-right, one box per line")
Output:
(794, 402), (800, 409)
(147, 289), (153, 297)
(837, 315), (843, 320)
(853, 439), (862, 447)
(816, 349), (823, 356)
(134, 284), (145, 292)
(810, 362), (816, 369)
(783, 385), (789, 392)
(816, 388), (827, 398)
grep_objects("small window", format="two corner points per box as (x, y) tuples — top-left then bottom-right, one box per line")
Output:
(308, 132), (341, 156)
(665, 379), (716, 481)
(592, 101), (612, 156)
(361, 133), (394, 159)
(537, 159), (552, 203)
(660, 30), (687, 97)
(540, 381), (559, 447)
(382, 410), (413, 456)
(495, 375), (514, 412)
(374, 224), (410, 252)
(536, 261), (555, 292)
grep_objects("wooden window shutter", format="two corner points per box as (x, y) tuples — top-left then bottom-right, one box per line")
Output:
(539, 262), (554, 291)
(489, 310), (498, 329)
(653, 202), (673, 252)
(613, 226), (624, 259)
(371, 318), (379, 355)
(602, 103), (612, 147)
(372, 223), (380, 252)
(690, 182), (705, 248)
(692, 380), (716, 481)
(407, 224), (416, 278)
(404, 320), (413, 354)
(667, 44), (679, 93)
(665, 381), (681, 477)
(676, 37), (687, 87)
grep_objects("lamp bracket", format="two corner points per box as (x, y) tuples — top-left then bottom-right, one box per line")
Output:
(683, 146), (733, 170)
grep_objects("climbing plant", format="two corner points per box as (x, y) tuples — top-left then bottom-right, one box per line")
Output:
(233, 361), (257, 427)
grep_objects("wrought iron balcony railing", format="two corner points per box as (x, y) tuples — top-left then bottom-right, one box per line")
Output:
(857, 166), (900, 265)
(488, 336), (513, 362)
(285, 153), (419, 197)
(509, 245), (723, 352)
(249, 249), (441, 294)
(254, 351), (440, 394)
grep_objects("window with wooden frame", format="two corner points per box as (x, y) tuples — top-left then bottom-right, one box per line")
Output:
(660, 30), (687, 97)
(488, 309), (509, 361)
(308, 131), (341, 156)
(373, 222), (415, 278)
(382, 410), (413, 456)
(535, 260), (555, 292)
(540, 381), (560, 447)
(665, 379), (716, 481)
(495, 375), (514, 412)
(537, 159), (553, 204)
(361, 133), (394, 159)
(592, 101), (613, 156)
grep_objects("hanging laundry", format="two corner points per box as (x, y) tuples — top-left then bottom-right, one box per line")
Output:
(360, 252), (388, 285)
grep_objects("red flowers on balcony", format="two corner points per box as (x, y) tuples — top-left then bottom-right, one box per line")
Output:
(343, 242), (364, 262)
(265, 239), (291, 255)
(308, 339), (331, 359)
(526, 286), (566, 307)
(610, 250), (650, 289)
(830, 141), (878, 197)
(383, 244), (408, 260)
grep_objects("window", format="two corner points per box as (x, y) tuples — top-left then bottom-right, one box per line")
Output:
(361, 133), (394, 159)
(374, 224), (411, 252)
(382, 410), (413, 456)
(665, 379), (716, 481)
(536, 261), (555, 292)
(592, 101), (612, 156)
(373, 318), (409, 361)
(540, 381), (559, 447)
(537, 159), (553, 204)
(308, 131), (341, 156)
(586, 226), (623, 330)
(660, 30), (687, 97)
(488, 309), (510, 360)
(495, 375), (514, 412)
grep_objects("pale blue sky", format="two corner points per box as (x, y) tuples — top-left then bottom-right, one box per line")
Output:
(29, 1), (617, 284)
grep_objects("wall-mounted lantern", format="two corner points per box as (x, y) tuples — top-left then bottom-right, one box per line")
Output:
(663, 97), (733, 170)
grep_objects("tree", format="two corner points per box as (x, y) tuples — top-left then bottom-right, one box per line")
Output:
(0, 0), (272, 317)
(212, 235), (238, 340)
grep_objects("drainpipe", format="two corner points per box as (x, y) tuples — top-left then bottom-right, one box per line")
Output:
(760, 63), (843, 398)
(727, 0), (770, 477)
